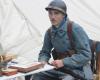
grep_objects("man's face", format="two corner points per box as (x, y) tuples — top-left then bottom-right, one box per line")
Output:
(48, 9), (65, 26)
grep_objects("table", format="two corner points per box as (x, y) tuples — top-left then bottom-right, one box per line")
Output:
(0, 64), (54, 80)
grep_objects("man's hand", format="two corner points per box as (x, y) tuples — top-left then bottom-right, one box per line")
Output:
(51, 60), (64, 69)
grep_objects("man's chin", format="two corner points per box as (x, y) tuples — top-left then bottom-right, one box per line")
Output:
(51, 23), (58, 26)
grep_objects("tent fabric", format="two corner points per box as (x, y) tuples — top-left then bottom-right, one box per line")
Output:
(13, 0), (100, 40)
(67, 0), (100, 40)
(0, 0), (42, 61)
(0, 0), (100, 80)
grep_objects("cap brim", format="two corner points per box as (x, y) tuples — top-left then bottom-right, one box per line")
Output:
(45, 6), (66, 14)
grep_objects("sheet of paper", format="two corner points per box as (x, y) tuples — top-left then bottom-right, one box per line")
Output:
(25, 64), (55, 75)
(10, 62), (41, 68)
(8, 57), (41, 68)
(0, 64), (55, 80)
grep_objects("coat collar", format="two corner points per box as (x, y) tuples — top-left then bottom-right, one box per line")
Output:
(50, 17), (69, 37)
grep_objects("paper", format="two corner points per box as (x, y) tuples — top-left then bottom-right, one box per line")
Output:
(9, 57), (41, 68)
(10, 62), (41, 68)
(30, 64), (55, 73)
(43, 64), (55, 70)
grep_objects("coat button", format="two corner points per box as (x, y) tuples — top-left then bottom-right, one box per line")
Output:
(59, 30), (63, 33)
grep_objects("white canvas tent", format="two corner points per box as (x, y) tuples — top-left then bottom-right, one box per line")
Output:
(0, 0), (42, 62)
(0, 0), (100, 80)
(13, 0), (100, 40)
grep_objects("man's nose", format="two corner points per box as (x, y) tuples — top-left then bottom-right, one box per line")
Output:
(51, 14), (56, 19)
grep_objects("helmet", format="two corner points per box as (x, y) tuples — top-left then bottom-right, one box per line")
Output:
(45, 0), (67, 14)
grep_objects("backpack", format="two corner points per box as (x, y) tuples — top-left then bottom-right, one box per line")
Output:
(47, 21), (100, 76)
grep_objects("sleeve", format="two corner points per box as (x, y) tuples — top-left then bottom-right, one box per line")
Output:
(62, 23), (92, 69)
(38, 30), (53, 62)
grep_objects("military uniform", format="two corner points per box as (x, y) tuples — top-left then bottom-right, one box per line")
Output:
(33, 0), (93, 79)
(33, 16), (93, 80)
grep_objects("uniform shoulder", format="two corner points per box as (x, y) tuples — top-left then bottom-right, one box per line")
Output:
(72, 22), (83, 31)
(46, 27), (52, 37)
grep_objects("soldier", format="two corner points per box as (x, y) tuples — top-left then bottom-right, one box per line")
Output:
(33, 0), (93, 80)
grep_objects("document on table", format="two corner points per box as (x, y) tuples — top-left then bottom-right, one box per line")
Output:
(8, 56), (55, 71)
(25, 64), (55, 75)
(10, 61), (42, 68)
(0, 64), (55, 80)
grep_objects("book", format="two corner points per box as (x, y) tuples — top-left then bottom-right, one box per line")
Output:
(9, 62), (44, 73)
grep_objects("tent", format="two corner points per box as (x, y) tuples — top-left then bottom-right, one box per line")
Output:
(0, 0), (42, 62)
(0, 0), (100, 58)
(0, 0), (100, 80)
(13, 0), (100, 40)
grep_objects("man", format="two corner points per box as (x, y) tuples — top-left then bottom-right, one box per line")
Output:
(33, 0), (93, 80)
